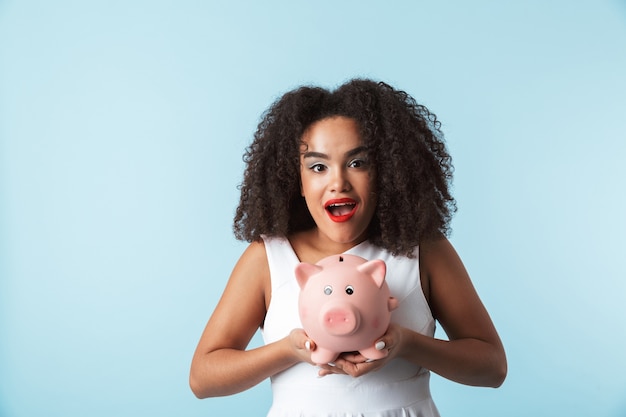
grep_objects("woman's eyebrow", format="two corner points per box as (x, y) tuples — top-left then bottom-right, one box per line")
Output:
(302, 146), (367, 160)
(302, 151), (328, 160)
(345, 146), (368, 158)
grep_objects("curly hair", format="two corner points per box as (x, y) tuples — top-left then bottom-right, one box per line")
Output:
(233, 78), (456, 257)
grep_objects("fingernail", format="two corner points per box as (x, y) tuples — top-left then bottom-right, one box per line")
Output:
(375, 341), (386, 350)
(305, 340), (311, 351)
(327, 362), (336, 367)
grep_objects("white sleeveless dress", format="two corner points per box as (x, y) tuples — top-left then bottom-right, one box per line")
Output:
(261, 236), (441, 417)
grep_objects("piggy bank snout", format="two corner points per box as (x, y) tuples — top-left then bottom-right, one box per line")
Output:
(320, 304), (361, 336)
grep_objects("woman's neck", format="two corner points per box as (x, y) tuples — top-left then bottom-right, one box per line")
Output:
(288, 228), (367, 264)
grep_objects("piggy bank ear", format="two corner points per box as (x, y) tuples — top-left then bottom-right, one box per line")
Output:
(357, 259), (386, 288)
(295, 263), (323, 289)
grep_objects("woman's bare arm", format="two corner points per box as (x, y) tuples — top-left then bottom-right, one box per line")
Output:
(189, 241), (312, 398)
(410, 237), (507, 387)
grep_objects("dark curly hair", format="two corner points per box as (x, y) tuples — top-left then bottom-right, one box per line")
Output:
(233, 78), (456, 257)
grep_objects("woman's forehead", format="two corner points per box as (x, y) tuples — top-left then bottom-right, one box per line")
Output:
(299, 116), (363, 153)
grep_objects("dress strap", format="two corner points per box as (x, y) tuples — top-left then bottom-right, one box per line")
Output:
(261, 235), (300, 291)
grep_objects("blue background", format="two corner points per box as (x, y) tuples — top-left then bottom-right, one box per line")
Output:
(1, 1), (625, 416)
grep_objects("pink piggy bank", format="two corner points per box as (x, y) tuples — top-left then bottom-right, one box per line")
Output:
(295, 254), (399, 365)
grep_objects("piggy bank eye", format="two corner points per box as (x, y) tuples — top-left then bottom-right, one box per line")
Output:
(345, 285), (354, 295)
(324, 285), (333, 295)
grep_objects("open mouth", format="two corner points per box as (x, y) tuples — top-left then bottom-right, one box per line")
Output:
(325, 199), (357, 222)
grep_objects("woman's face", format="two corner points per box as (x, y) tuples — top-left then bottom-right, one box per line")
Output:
(299, 116), (376, 247)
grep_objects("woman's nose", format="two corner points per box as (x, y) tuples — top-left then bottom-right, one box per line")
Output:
(329, 168), (351, 192)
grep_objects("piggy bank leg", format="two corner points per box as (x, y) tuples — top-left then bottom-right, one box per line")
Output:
(310, 348), (340, 365)
(359, 345), (389, 361)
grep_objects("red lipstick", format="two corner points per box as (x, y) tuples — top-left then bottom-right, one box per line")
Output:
(324, 198), (357, 222)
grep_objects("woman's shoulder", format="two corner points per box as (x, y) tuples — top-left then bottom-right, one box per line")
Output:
(233, 239), (270, 275)
(418, 235), (458, 269)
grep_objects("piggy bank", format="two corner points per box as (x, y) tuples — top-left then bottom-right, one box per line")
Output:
(295, 254), (399, 365)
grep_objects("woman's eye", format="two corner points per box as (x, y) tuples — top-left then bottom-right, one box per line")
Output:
(324, 285), (333, 295)
(348, 158), (367, 169)
(310, 163), (326, 173)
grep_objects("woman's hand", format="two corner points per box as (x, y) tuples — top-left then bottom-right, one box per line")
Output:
(316, 323), (405, 377)
(287, 328), (318, 364)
